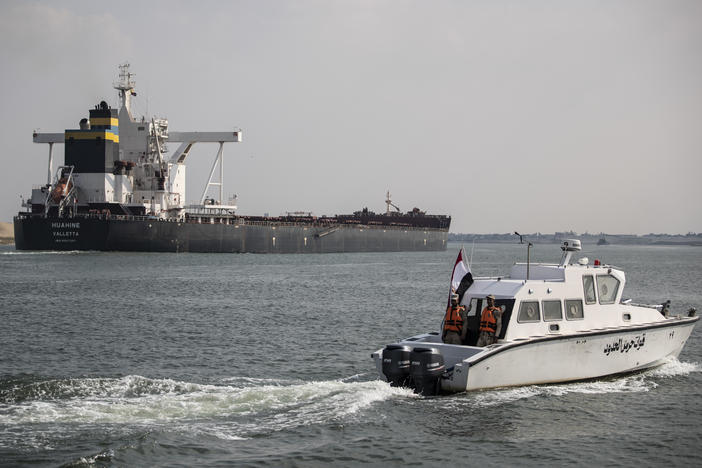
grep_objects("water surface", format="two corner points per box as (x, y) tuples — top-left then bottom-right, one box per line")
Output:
(1, 242), (700, 466)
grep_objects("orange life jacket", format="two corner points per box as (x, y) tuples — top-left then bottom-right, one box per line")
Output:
(479, 306), (499, 333)
(443, 305), (465, 333)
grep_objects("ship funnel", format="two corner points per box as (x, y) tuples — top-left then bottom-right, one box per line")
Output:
(559, 239), (582, 266)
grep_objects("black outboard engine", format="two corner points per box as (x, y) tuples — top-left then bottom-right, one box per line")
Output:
(410, 347), (445, 396)
(382, 344), (411, 387)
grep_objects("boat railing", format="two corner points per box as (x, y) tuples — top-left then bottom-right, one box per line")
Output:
(624, 301), (666, 311)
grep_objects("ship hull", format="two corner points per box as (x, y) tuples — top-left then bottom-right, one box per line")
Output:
(13, 215), (448, 253)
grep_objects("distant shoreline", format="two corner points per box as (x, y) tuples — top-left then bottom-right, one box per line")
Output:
(449, 232), (702, 247)
(0, 222), (13, 245)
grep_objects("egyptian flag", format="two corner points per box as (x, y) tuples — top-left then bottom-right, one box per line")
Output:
(448, 247), (473, 306)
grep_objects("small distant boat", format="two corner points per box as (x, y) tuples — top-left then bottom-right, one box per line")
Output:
(372, 239), (698, 394)
(597, 234), (610, 245)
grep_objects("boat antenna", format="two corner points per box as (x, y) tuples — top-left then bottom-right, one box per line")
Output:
(515, 231), (533, 280)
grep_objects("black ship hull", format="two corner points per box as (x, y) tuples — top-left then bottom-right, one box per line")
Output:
(13, 215), (448, 253)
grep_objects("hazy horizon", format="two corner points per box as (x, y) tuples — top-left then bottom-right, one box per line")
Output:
(1, 0), (700, 235)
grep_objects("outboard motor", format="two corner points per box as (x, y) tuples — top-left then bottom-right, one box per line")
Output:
(382, 344), (411, 387)
(409, 347), (445, 396)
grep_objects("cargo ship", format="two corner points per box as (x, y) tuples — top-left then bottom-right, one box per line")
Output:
(14, 65), (450, 253)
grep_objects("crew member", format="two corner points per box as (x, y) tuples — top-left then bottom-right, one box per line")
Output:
(442, 293), (467, 345)
(477, 294), (502, 347)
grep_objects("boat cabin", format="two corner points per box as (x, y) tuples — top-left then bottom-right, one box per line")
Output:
(458, 239), (664, 345)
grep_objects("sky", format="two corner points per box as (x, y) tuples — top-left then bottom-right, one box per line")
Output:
(1, 0), (700, 234)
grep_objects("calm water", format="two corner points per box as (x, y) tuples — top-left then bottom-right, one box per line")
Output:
(1, 242), (701, 467)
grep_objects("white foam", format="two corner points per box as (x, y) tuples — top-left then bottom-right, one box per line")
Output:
(339, 372), (374, 382)
(169, 422), (249, 441)
(539, 376), (654, 397)
(0, 375), (408, 433)
(647, 357), (700, 377)
(0, 250), (84, 255)
(74, 449), (114, 464)
(219, 376), (298, 386)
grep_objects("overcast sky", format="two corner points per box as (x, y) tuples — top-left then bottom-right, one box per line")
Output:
(1, 0), (700, 234)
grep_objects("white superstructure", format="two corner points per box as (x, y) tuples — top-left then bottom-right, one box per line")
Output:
(28, 63), (242, 219)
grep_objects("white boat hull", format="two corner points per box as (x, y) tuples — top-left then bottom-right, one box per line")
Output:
(375, 316), (698, 393)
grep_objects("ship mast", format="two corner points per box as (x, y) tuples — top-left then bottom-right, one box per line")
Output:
(385, 190), (400, 214)
(113, 63), (136, 118)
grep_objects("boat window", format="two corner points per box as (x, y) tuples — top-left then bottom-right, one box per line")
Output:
(517, 301), (540, 323)
(543, 300), (563, 321)
(565, 299), (584, 320)
(597, 274), (620, 304)
(467, 298), (479, 317)
(583, 275), (596, 304)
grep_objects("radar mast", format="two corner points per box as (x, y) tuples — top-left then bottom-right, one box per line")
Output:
(113, 63), (136, 118)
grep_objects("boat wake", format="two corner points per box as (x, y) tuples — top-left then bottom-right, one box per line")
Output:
(0, 374), (412, 444)
(1, 360), (695, 450)
(0, 249), (85, 255)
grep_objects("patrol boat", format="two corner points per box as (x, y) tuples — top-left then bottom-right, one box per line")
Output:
(372, 240), (699, 394)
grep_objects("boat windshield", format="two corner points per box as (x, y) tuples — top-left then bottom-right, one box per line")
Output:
(596, 274), (620, 304)
(583, 275), (597, 304)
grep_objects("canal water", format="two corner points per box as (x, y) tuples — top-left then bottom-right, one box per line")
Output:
(1, 242), (700, 466)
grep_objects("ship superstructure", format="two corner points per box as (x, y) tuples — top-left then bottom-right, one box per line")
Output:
(14, 65), (450, 253)
(29, 64), (240, 221)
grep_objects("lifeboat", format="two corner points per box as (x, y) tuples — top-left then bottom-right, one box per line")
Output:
(50, 177), (72, 203)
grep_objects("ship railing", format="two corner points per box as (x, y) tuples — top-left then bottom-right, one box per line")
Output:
(14, 211), (450, 231)
(231, 219), (448, 231)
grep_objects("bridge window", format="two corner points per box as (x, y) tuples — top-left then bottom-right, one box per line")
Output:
(565, 299), (584, 320)
(543, 300), (563, 321)
(597, 274), (620, 304)
(583, 275), (596, 304)
(517, 301), (540, 323)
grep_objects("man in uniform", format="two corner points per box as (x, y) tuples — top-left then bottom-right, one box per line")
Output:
(477, 294), (502, 347)
(442, 293), (467, 344)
